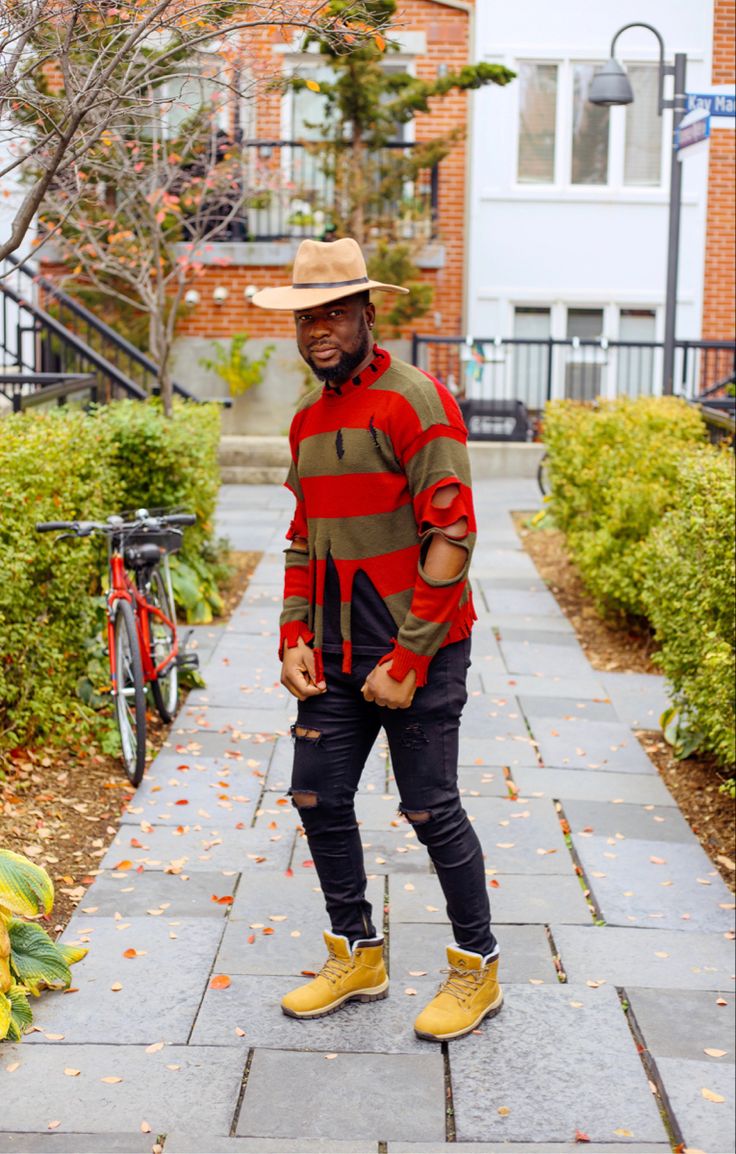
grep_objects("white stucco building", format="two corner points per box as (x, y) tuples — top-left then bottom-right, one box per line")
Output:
(463, 0), (719, 405)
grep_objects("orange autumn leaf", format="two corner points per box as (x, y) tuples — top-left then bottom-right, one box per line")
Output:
(211, 894), (234, 905)
(574, 1132), (591, 1144)
(174, 799), (189, 806)
(262, 927), (275, 935)
(113, 860), (133, 870)
(122, 948), (139, 959)
(209, 974), (231, 990)
(489, 879), (501, 889)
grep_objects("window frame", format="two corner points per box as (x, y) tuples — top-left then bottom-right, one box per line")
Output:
(513, 55), (668, 195)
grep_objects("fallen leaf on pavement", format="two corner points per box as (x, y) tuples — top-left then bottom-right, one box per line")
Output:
(63, 1068), (80, 1077)
(209, 974), (231, 990)
(145, 1042), (164, 1054)
(101, 1076), (123, 1084)
(701, 1088), (726, 1102)
(704, 1049), (727, 1058)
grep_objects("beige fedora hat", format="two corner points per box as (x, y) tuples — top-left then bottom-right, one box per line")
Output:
(251, 237), (409, 311)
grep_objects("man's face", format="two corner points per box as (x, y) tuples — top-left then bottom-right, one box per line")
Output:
(294, 294), (376, 384)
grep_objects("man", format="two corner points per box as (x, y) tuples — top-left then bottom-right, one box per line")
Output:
(252, 237), (501, 1042)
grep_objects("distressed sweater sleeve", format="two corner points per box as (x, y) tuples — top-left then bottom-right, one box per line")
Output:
(279, 453), (314, 659)
(380, 383), (476, 686)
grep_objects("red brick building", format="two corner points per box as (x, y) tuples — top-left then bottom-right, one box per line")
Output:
(702, 0), (735, 341)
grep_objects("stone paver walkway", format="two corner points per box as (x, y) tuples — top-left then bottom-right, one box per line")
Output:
(2, 479), (734, 1154)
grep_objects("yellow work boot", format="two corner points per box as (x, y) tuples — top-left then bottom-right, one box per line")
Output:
(414, 945), (502, 1042)
(281, 930), (388, 1019)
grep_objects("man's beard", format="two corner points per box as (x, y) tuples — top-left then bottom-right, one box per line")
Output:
(306, 328), (372, 384)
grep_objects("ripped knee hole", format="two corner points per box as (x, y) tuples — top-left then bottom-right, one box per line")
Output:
(291, 790), (319, 808)
(402, 809), (431, 824)
(293, 725), (321, 741)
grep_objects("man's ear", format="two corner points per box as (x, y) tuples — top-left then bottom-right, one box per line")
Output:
(365, 301), (376, 329)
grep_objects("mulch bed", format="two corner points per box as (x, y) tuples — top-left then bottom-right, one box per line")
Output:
(514, 513), (735, 892)
(0, 550), (261, 933)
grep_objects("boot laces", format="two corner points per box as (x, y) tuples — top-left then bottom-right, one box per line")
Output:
(438, 965), (482, 1004)
(319, 951), (354, 985)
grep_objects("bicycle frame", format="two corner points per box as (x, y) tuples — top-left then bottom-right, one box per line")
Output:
(106, 551), (179, 693)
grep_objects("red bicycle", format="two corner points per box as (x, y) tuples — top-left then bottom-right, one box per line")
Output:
(36, 509), (198, 786)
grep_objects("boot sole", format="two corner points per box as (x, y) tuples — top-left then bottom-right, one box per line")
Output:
(281, 979), (389, 1020)
(414, 990), (504, 1042)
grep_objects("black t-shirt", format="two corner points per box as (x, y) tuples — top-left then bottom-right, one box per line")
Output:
(322, 554), (396, 654)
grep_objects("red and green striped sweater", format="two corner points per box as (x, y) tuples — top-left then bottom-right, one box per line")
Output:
(280, 347), (477, 687)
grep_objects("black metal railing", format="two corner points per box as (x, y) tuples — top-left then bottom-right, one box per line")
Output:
(232, 141), (439, 242)
(411, 334), (736, 416)
(0, 255), (200, 412)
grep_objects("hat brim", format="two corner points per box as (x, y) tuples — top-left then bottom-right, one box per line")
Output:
(251, 280), (409, 311)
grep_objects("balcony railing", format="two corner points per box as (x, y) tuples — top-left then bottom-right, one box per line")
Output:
(199, 141), (439, 243)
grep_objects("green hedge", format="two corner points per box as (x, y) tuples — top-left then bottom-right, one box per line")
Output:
(642, 450), (735, 768)
(0, 401), (222, 759)
(543, 397), (706, 617)
(543, 397), (734, 770)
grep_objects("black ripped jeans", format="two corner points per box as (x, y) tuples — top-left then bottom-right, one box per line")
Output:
(290, 638), (497, 957)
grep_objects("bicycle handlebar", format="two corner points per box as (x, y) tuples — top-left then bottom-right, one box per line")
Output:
(35, 512), (196, 536)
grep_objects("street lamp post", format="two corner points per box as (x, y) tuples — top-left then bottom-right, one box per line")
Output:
(589, 23), (687, 396)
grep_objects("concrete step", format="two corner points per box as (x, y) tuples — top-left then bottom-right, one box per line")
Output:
(218, 436), (546, 483)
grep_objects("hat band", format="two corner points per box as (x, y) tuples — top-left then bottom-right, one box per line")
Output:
(291, 275), (370, 290)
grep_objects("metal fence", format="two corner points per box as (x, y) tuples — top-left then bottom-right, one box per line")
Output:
(411, 335), (736, 413)
(234, 141), (439, 242)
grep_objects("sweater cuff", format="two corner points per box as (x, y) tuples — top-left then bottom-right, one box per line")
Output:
(279, 621), (314, 660)
(378, 643), (432, 688)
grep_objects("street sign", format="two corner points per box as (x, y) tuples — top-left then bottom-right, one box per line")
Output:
(676, 107), (711, 155)
(686, 91), (735, 118)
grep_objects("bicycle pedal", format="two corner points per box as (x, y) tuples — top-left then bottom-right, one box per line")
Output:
(176, 652), (200, 670)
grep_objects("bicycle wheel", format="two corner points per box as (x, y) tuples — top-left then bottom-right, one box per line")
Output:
(113, 599), (146, 787)
(146, 565), (179, 723)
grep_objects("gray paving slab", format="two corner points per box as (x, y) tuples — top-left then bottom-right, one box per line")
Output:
(0, 1045), (244, 1135)
(574, 836), (736, 932)
(180, 684), (291, 711)
(390, 922), (558, 985)
(103, 823), (294, 874)
(236, 1050), (446, 1141)
(601, 672), (672, 731)
(655, 1056), (735, 1153)
(455, 697), (530, 740)
(552, 925), (736, 990)
(457, 734), (540, 768)
(167, 1141), (378, 1154)
(116, 768), (261, 831)
(478, 585), (563, 617)
(513, 767), (675, 805)
(458, 766), (514, 797)
(480, 612), (576, 634)
(534, 719), (656, 772)
(519, 695), (620, 722)
(165, 714), (291, 749)
(387, 1145), (670, 1153)
(293, 830), (431, 875)
(459, 797), (572, 875)
(449, 985), (669, 1144)
(219, 875), (384, 975)
(388, 872), (592, 925)
(191, 973), (435, 1052)
(499, 640), (594, 679)
(0, 1138), (158, 1154)
(627, 987), (736, 1060)
(564, 799), (693, 842)
(480, 673), (610, 700)
(24, 918), (223, 1044)
(76, 869), (238, 917)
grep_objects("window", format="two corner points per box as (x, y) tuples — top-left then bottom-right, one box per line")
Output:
(512, 307), (551, 408)
(515, 58), (662, 189)
(517, 63), (558, 183)
(565, 308), (604, 399)
(617, 309), (657, 395)
(571, 63), (609, 184)
(624, 66), (661, 185)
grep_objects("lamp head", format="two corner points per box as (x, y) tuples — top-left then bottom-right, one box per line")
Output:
(588, 58), (634, 106)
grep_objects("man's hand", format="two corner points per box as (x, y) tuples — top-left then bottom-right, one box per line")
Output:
(281, 637), (327, 701)
(361, 660), (416, 709)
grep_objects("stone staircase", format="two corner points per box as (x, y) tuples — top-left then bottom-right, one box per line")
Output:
(219, 435), (291, 484)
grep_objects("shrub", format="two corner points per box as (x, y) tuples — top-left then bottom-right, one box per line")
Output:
(0, 399), (223, 758)
(642, 450), (735, 769)
(0, 409), (118, 751)
(543, 397), (706, 617)
(0, 849), (86, 1041)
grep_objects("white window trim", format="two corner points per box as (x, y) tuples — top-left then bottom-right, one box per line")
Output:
(512, 56), (674, 196)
